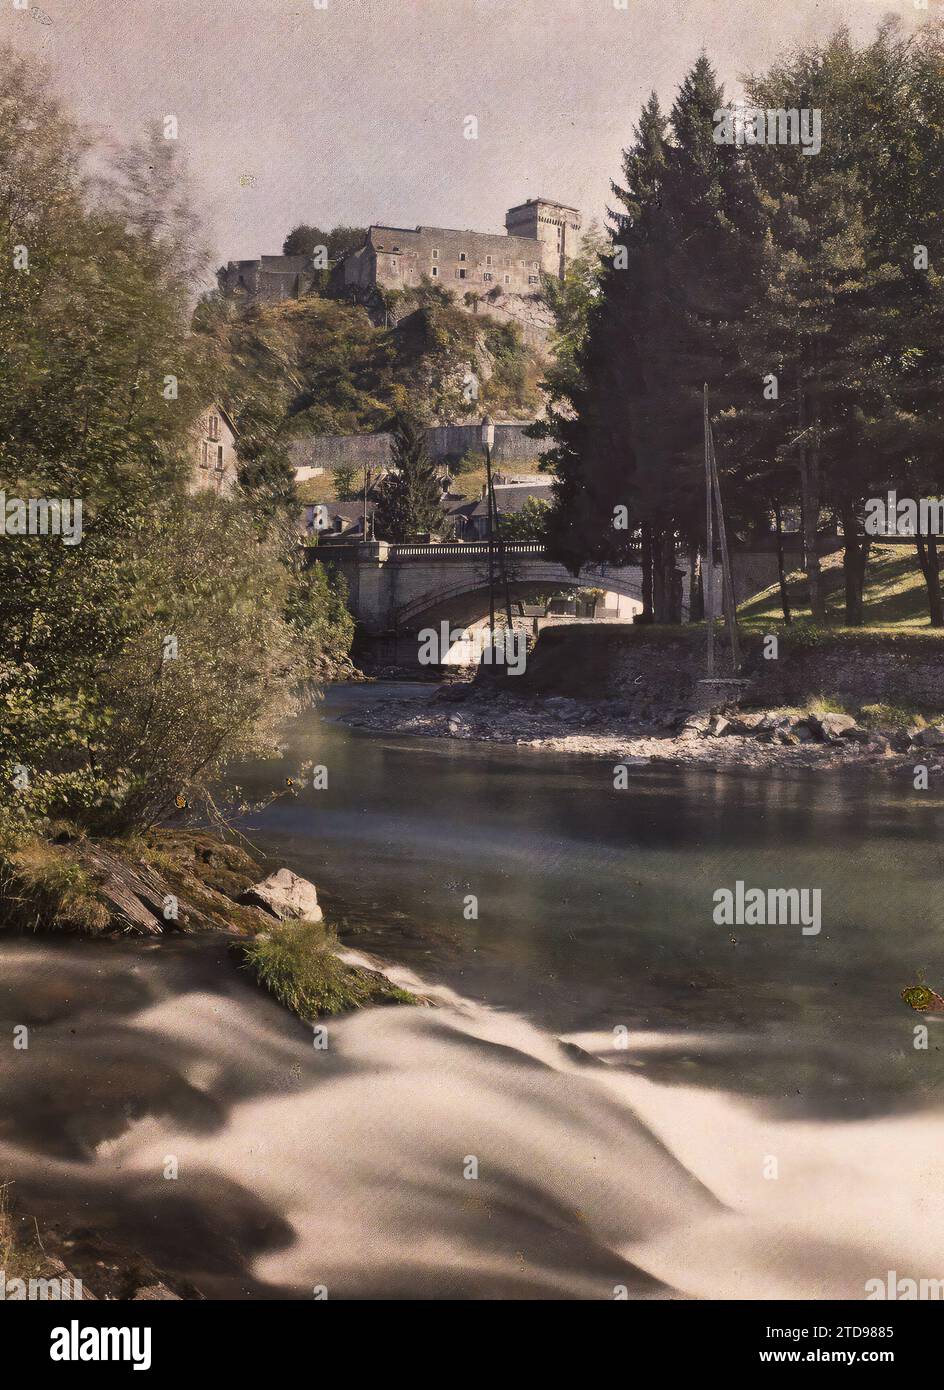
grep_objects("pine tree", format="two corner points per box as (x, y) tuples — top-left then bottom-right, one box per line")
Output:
(372, 415), (443, 541)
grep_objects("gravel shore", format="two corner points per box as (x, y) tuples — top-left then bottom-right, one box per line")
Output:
(336, 684), (943, 776)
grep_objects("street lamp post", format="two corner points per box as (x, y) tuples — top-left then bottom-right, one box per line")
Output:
(482, 414), (514, 641)
(482, 415), (496, 639)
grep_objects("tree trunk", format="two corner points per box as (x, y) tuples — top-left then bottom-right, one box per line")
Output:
(652, 527), (667, 623)
(639, 523), (654, 623)
(650, 529), (680, 624)
(774, 500), (792, 624)
(841, 501), (870, 627)
(798, 376), (827, 622)
(916, 535), (944, 628)
(688, 543), (704, 622)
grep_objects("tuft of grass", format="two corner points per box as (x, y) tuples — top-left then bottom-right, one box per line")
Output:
(0, 839), (111, 934)
(808, 694), (851, 718)
(0, 1184), (46, 1284)
(860, 702), (929, 729)
(237, 919), (415, 1020)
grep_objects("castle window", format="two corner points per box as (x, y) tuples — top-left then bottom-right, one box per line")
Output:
(431, 266), (439, 277)
(504, 274), (510, 283)
(216, 445), (224, 470)
(485, 255), (492, 266)
(208, 413), (220, 442)
(459, 252), (467, 262)
(456, 268), (467, 279)
(392, 246), (400, 253)
(531, 261), (539, 269)
(483, 272), (493, 282)
(528, 275), (539, 284)
(432, 249), (439, 259)
(201, 441), (209, 468)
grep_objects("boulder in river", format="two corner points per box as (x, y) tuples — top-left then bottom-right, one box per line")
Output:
(239, 868), (323, 924)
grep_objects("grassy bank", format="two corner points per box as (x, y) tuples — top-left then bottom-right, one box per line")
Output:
(0, 828), (416, 1021)
(739, 543), (940, 630)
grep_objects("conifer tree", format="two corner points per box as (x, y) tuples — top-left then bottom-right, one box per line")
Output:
(372, 415), (443, 541)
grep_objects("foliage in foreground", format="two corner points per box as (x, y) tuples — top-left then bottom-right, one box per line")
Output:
(0, 47), (352, 849)
(238, 919), (416, 1019)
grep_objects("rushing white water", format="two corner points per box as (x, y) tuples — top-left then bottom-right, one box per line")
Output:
(2, 937), (943, 1300)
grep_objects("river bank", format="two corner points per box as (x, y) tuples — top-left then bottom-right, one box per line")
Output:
(336, 681), (944, 775)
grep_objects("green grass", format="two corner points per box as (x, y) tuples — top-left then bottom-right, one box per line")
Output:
(738, 544), (937, 630)
(0, 838), (111, 934)
(237, 919), (416, 1020)
(297, 475), (339, 505)
(0, 1184), (48, 1285)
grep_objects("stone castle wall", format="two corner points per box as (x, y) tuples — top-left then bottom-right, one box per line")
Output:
(295, 423), (550, 472)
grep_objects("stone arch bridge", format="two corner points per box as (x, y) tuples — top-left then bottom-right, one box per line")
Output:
(313, 540), (690, 635)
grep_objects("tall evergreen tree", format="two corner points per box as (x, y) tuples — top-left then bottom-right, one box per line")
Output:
(372, 415), (443, 541)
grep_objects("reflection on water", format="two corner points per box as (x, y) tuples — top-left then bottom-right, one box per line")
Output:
(234, 683), (944, 1120)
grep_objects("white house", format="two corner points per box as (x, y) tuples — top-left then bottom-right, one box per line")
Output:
(191, 406), (239, 496)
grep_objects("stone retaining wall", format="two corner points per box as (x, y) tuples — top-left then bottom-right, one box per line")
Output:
(516, 625), (944, 711)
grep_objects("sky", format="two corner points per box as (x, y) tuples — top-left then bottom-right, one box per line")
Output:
(0, 0), (930, 278)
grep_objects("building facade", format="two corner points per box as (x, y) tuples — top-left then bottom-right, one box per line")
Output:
(191, 406), (239, 496)
(342, 198), (582, 299)
(216, 254), (320, 302)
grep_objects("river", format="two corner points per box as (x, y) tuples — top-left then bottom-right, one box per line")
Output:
(2, 682), (944, 1299)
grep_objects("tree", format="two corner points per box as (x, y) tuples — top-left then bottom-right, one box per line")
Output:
(333, 462), (360, 502)
(543, 59), (767, 624)
(0, 47), (352, 842)
(283, 223), (329, 257)
(282, 223), (366, 264)
(498, 496), (551, 541)
(372, 416), (444, 541)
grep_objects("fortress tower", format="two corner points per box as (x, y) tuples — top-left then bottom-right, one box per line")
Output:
(504, 199), (583, 278)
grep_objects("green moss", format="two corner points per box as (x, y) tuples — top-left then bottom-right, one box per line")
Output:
(902, 984), (939, 1011)
(236, 919), (416, 1020)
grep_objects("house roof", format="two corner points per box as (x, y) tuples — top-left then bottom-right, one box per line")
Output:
(366, 225), (542, 254)
(201, 403), (238, 438)
(492, 483), (552, 514)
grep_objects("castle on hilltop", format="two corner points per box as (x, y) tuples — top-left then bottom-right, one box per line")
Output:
(342, 198), (582, 300)
(217, 198), (582, 307)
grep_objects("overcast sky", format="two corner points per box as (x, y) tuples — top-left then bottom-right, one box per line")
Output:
(1, 0), (928, 276)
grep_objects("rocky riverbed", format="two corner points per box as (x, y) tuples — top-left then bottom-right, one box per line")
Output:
(337, 683), (944, 775)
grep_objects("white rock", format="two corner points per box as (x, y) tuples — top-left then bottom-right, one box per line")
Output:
(240, 868), (323, 924)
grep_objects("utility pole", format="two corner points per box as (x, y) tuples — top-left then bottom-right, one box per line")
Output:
(704, 387), (715, 677)
(703, 385), (740, 673)
(482, 415), (497, 639)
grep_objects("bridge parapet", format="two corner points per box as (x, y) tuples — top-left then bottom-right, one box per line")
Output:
(313, 538), (652, 632)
